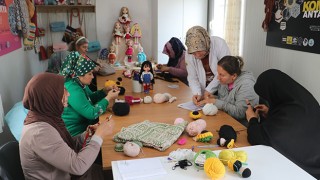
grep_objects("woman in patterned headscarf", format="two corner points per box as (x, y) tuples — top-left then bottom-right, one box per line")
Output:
(157, 37), (188, 85)
(62, 55), (119, 136)
(185, 26), (230, 106)
(20, 72), (114, 179)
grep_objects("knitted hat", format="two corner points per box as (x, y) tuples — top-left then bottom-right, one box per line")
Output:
(74, 55), (96, 77)
(112, 102), (130, 116)
(185, 26), (210, 54)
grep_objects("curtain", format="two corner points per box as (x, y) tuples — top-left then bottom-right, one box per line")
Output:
(224, 0), (242, 55)
(0, 94), (4, 133)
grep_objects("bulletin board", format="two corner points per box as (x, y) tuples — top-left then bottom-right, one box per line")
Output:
(0, 0), (21, 57)
(266, 0), (320, 54)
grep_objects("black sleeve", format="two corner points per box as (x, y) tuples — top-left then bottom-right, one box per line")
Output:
(247, 117), (270, 145)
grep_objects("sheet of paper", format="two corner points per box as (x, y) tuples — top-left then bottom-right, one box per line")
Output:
(177, 101), (203, 111)
(117, 158), (167, 180)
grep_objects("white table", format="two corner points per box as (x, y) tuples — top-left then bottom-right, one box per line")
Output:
(112, 145), (316, 180)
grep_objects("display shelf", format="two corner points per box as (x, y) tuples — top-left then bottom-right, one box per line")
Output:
(35, 5), (95, 13)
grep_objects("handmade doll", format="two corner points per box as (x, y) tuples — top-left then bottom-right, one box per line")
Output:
(86, 0), (92, 5)
(113, 22), (123, 45)
(137, 46), (147, 65)
(130, 23), (142, 45)
(118, 7), (131, 25)
(139, 61), (155, 93)
(125, 39), (134, 63)
(108, 45), (116, 65)
(123, 25), (132, 43)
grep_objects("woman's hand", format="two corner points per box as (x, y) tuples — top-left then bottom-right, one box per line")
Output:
(86, 123), (100, 137)
(245, 99), (258, 121)
(103, 85), (119, 94)
(94, 119), (115, 138)
(254, 104), (269, 118)
(198, 97), (216, 106)
(105, 89), (120, 101)
(192, 94), (202, 106)
(159, 65), (170, 72)
(203, 90), (213, 99)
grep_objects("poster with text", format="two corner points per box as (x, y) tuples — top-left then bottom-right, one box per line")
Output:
(0, 0), (21, 57)
(266, 0), (320, 54)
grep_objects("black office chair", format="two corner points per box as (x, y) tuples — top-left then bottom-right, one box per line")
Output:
(0, 141), (25, 180)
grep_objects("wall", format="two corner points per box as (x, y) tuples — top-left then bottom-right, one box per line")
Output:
(96, 0), (153, 59)
(0, 48), (47, 113)
(242, 0), (320, 103)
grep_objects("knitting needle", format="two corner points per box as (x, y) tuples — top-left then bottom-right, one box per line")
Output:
(106, 114), (112, 122)
(195, 145), (219, 148)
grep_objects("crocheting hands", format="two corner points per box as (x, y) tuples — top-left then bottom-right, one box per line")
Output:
(245, 99), (259, 120)
(103, 84), (119, 94)
(158, 64), (170, 72)
(203, 90), (214, 99)
(254, 104), (269, 118)
(198, 97), (216, 106)
(105, 89), (120, 101)
(95, 119), (115, 138)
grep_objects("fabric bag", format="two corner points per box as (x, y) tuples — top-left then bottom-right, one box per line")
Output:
(87, 41), (101, 52)
(53, 42), (68, 52)
(62, 9), (83, 43)
(50, 21), (65, 32)
(97, 63), (115, 76)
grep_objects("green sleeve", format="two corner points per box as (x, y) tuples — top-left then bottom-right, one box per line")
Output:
(85, 87), (106, 104)
(67, 83), (109, 120)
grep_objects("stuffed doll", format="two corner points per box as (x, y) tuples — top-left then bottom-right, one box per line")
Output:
(113, 22), (123, 45)
(139, 61), (155, 93)
(118, 7), (131, 25)
(123, 25), (132, 42)
(130, 23), (142, 45)
(108, 45), (116, 65)
(125, 39), (134, 63)
(137, 46), (147, 65)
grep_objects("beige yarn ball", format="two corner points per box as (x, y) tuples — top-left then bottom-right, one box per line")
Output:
(143, 96), (153, 104)
(202, 103), (218, 116)
(174, 118), (185, 125)
(123, 142), (141, 157)
(153, 93), (166, 103)
(186, 119), (207, 136)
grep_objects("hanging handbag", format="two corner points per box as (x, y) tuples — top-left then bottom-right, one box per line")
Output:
(62, 9), (83, 43)
(97, 63), (115, 76)
(87, 41), (101, 52)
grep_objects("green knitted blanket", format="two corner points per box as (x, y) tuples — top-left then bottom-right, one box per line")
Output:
(113, 120), (187, 151)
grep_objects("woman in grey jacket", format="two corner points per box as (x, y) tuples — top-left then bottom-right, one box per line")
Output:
(198, 56), (259, 126)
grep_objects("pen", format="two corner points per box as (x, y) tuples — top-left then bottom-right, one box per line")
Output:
(106, 114), (112, 122)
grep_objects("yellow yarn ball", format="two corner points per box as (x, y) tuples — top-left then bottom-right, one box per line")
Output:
(204, 157), (225, 180)
(235, 150), (248, 163)
(105, 80), (116, 87)
(218, 150), (236, 165)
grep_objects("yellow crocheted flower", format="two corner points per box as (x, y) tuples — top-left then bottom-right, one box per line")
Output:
(189, 111), (202, 120)
(193, 131), (213, 142)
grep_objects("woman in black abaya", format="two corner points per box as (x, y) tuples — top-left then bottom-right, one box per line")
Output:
(246, 69), (320, 179)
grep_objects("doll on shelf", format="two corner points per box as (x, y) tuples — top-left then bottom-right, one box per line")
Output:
(137, 46), (147, 65)
(113, 22), (123, 45)
(86, 0), (92, 5)
(130, 23), (142, 45)
(139, 61), (155, 94)
(108, 45), (116, 65)
(123, 25), (132, 43)
(118, 7), (131, 25)
(125, 39), (134, 63)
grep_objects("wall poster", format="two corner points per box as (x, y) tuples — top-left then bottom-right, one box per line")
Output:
(266, 0), (320, 54)
(0, 0), (21, 57)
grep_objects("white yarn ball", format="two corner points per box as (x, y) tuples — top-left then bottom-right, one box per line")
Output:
(186, 119), (206, 136)
(202, 103), (218, 116)
(143, 96), (153, 104)
(123, 142), (141, 157)
(163, 93), (172, 100)
(174, 118), (185, 125)
(153, 93), (166, 103)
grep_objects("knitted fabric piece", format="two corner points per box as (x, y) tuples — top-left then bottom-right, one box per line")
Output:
(113, 120), (187, 151)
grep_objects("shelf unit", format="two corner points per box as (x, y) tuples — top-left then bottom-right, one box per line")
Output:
(35, 5), (95, 13)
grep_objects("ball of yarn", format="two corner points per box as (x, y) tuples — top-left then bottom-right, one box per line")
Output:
(194, 150), (216, 170)
(234, 150), (248, 163)
(163, 93), (172, 100)
(174, 118), (185, 125)
(114, 143), (124, 152)
(186, 119), (206, 136)
(112, 102), (130, 116)
(105, 80), (116, 87)
(123, 141), (141, 157)
(204, 157), (225, 180)
(143, 96), (153, 104)
(153, 93), (167, 103)
(169, 148), (196, 161)
(219, 150), (236, 165)
(202, 103), (218, 116)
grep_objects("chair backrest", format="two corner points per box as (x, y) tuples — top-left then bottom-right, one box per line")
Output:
(0, 141), (25, 180)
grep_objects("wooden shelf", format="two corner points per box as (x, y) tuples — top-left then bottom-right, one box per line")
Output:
(35, 5), (95, 13)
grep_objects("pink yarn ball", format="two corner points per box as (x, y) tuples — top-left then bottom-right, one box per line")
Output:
(174, 118), (185, 125)
(186, 119), (207, 137)
(123, 142), (141, 157)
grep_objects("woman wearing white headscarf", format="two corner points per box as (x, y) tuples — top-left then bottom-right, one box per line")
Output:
(185, 26), (230, 105)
